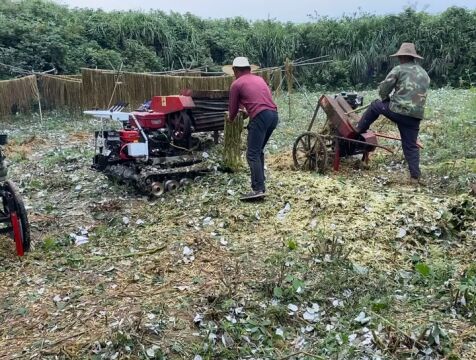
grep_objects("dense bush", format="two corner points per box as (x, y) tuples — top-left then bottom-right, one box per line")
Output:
(0, 0), (475, 88)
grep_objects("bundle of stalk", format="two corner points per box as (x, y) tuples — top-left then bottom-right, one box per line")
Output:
(81, 68), (127, 109)
(39, 75), (82, 110)
(0, 75), (38, 116)
(285, 58), (294, 93)
(223, 112), (244, 171)
(272, 68), (283, 95)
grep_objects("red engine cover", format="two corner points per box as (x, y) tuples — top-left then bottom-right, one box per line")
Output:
(150, 96), (195, 113)
(119, 129), (140, 143)
(131, 112), (166, 129)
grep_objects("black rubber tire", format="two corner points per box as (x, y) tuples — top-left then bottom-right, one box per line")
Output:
(4, 181), (30, 252)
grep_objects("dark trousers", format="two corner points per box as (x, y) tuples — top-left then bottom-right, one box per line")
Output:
(247, 110), (279, 191)
(357, 100), (421, 179)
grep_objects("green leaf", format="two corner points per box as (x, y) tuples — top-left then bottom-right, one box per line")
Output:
(371, 298), (389, 312)
(292, 278), (304, 291)
(15, 307), (28, 316)
(273, 286), (283, 298)
(415, 263), (431, 277)
(41, 237), (58, 251)
(287, 239), (298, 251)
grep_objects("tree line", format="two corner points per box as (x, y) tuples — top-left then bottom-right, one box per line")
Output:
(0, 0), (475, 88)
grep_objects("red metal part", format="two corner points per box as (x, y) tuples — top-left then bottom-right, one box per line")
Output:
(150, 96), (195, 114)
(333, 141), (341, 171)
(319, 95), (358, 139)
(119, 129), (140, 143)
(10, 211), (24, 256)
(130, 96), (195, 130)
(130, 112), (166, 129)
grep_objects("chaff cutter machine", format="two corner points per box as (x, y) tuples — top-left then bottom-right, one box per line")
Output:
(292, 93), (412, 173)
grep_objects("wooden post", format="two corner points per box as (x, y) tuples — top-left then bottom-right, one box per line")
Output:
(272, 68), (282, 96)
(35, 84), (43, 123)
(223, 112), (244, 171)
(285, 58), (293, 121)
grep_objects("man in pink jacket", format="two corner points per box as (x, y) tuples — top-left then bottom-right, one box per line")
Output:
(225, 57), (279, 200)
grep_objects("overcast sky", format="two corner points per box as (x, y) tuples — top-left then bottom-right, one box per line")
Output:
(55, 0), (475, 22)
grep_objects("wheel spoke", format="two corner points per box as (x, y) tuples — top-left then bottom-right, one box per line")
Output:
(299, 138), (309, 151)
(310, 139), (319, 152)
(296, 149), (309, 156)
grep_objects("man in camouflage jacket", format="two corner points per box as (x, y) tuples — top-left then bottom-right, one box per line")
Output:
(357, 42), (430, 183)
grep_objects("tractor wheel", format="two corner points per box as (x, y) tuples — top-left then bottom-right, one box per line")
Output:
(168, 111), (192, 141)
(292, 132), (328, 173)
(3, 181), (30, 254)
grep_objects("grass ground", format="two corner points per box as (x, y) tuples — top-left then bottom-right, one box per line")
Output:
(0, 89), (475, 360)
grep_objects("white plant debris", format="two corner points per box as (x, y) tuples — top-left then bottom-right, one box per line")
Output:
(354, 311), (371, 325)
(277, 202), (291, 221)
(287, 304), (298, 313)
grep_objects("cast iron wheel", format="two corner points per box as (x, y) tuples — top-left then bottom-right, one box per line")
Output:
(3, 180), (30, 253)
(292, 132), (328, 173)
(164, 179), (179, 192)
(149, 181), (165, 198)
(179, 178), (192, 187)
(168, 111), (192, 141)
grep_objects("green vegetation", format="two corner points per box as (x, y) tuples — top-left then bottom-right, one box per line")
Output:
(0, 0), (475, 88)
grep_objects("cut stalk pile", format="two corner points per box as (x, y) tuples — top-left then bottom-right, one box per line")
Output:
(223, 112), (245, 171)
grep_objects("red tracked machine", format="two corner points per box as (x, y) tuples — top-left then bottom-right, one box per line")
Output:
(84, 91), (228, 197)
(0, 134), (30, 256)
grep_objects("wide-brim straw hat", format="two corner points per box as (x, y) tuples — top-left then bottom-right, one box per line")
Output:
(390, 42), (423, 59)
(222, 57), (259, 75)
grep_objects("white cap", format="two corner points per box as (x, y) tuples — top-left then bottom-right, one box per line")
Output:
(222, 57), (259, 75)
(232, 57), (251, 68)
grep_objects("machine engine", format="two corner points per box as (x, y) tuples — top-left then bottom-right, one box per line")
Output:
(334, 92), (364, 110)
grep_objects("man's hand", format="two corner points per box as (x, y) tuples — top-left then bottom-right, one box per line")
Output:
(239, 109), (249, 119)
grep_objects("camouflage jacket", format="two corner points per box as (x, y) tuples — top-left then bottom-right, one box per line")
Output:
(378, 62), (430, 119)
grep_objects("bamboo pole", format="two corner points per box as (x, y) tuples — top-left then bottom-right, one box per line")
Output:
(285, 58), (293, 121)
